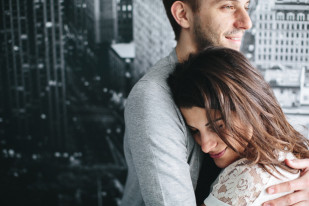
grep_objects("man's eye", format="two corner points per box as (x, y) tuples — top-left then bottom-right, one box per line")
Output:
(223, 5), (235, 10)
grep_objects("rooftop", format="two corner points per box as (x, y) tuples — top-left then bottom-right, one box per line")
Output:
(111, 42), (135, 59)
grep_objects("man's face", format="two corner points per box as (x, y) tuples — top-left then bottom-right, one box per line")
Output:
(191, 0), (252, 51)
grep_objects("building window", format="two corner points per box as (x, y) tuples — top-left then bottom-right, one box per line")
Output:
(276, 12), (284, 20)
(297, 13), (305, 21)
(287, 12), (295, 21)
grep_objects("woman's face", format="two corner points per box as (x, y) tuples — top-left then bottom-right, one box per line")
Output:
(180, 107), (252, 168)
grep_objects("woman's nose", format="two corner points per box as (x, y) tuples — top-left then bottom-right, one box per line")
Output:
(200, 133), (218, 154)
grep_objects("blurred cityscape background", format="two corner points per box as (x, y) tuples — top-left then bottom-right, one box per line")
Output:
(0, 0), (308, 205)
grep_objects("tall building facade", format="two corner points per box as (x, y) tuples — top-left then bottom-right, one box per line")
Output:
(1, 0), (68, 151)
(86, 0), (117, 46)
(117, 0), (133, 43)
(254, 0), (309, 69)
(133, 0), (175, 80)
(254, 0), (309, 106)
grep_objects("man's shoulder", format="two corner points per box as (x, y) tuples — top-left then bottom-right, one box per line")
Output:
(129, 51), (177, 98)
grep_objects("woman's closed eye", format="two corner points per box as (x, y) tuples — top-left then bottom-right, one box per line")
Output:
(209, 123), (225, 132)
(189, 128), (199, 135)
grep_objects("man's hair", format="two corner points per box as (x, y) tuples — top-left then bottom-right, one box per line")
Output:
(162, 0), (200, 40)
(168, 46), (309, 176)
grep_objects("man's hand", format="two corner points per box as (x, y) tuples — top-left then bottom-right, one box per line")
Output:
(262, 158), (309, 206)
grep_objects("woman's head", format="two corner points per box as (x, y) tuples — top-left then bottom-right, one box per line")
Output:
(168, 46), (309, 170)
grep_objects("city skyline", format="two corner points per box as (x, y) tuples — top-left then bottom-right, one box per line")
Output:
(0, 0), (308, 205)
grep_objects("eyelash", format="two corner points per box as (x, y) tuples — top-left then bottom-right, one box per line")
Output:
(190, 129), (199, 135)
(222, 5), (250, 11)
(222, 5), (235, 10)
(190, 124), (224, 135)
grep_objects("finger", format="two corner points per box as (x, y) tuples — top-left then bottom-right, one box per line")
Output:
(263, 191), (309, 206)
(266, 176), (307, 194)
(291, 201), (309, 206)
(285, 159), (309, 170)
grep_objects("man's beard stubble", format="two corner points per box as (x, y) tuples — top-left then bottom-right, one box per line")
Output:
(193, 15), (216, 52)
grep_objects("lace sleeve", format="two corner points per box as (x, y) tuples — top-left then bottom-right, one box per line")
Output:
(209, 159), (273, 206)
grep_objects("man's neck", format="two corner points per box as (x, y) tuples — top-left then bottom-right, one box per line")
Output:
(175, 35), (197, 63)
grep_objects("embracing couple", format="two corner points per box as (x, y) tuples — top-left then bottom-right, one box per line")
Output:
(120, 0), (309, 205)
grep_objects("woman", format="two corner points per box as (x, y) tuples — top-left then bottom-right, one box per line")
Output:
(168, 47), (309, 205)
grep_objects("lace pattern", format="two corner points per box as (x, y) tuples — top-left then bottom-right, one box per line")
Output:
(210, 158), (272, 205)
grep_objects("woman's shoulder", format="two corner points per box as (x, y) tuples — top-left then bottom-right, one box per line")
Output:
(211, 158), (272, 205)
(210, 153), (300, 205)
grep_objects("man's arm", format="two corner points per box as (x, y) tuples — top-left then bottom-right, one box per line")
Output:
(124, 80), (199, 205)
(263, 159), (309, 206)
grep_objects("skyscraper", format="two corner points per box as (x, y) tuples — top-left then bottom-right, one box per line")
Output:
(254, 0), (309, 69)
(117, 0), (133, 43)
(85, 0), (117, 47)
(133, 0), (175, 80)
(254, 0), (309, 106)
(1, 0), (68, 151)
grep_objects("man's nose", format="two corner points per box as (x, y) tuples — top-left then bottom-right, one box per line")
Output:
(234, 8), (252, 30)
(200, 133), (218, 154)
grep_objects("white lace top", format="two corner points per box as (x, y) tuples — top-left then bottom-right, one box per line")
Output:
(204, 152), (300, 206)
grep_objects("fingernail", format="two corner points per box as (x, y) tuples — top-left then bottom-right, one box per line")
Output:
(268, 187), (275, 194)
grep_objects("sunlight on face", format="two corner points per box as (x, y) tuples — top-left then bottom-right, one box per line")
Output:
(190, 0), (252, 51)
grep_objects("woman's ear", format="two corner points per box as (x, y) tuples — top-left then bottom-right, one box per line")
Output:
(170, 1), (192, 29)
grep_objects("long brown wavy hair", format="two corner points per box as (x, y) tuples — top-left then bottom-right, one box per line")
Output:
(168, 46), (309, 176)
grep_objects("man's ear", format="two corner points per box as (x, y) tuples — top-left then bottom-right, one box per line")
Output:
(171, 1), (192, 29)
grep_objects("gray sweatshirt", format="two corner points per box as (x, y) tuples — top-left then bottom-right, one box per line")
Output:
(121, 49), (203, 206)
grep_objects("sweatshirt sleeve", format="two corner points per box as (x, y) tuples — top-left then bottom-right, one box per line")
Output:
(124, 79), (197, 206)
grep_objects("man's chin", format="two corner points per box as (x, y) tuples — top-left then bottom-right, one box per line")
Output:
(223, 42), (242, 51)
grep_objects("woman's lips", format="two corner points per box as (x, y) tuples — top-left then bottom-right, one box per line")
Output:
(209, 148), (227, 159)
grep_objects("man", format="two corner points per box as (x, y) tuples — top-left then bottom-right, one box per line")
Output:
(121, 0), (309, 205)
